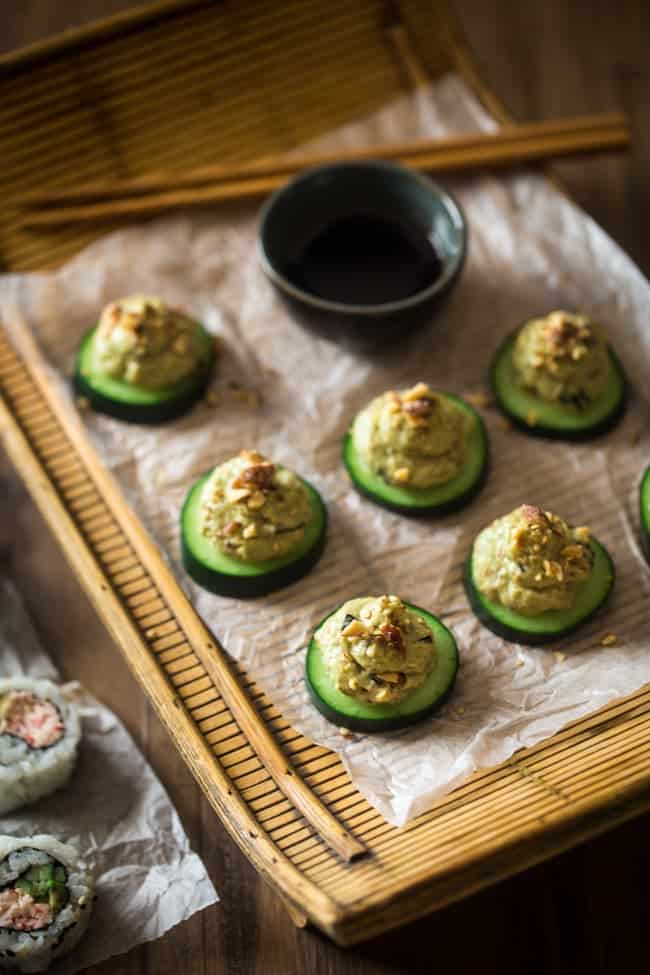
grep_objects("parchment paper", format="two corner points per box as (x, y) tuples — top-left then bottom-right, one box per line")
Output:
(0, 578), (218, 973)
(2, 74), (650, 827)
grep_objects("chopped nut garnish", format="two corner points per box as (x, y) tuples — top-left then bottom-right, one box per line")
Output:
(464, 390), (490, 409)
(374, 687), (390, 702)
(342, 619), (368, 638)
(221, 520), (239, 536)
(402, 382), (432, 403)
(402, 398), (432, 418)
(574, 526), (591, 544)
(380, 672), (404, 685)
(247, 490), (267, 510)
(239, 449), (265, 464)
(561, 544), (586, 560)
(234, 462), (275, 492)
(378, 623), (405, 654)
(338, 727), (356, 740)
(600, 633), (618, 647)
(393, 466), (411, 484)
(228, 487), (251, 504)
(243, 523), (257, 539)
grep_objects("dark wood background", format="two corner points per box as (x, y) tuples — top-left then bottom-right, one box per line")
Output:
(2, 2), (649, 972)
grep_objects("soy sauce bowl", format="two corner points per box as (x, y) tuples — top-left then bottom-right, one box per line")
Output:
(258, 160), (467, 343)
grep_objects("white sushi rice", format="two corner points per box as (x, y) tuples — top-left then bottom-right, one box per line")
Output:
(0, 835), (95, 973)
(0, 679), (81, 815)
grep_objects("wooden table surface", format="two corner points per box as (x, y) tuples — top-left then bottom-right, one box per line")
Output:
(2, 2), (649, 972)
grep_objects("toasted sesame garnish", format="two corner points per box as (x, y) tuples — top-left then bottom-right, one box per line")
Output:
(553, 651), (566, 663)
(525, 410), (539, 427)
(393, 466), (411, 484)
(600, 633), (618, 647)
(342, 619), (368, 638)
(338, 727), (356, 740)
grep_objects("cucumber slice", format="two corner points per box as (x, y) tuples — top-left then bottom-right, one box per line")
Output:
(343, 394), (488, 516)
(306, 604), (458, 732)
(491, 329), (626, 440)
(74, 324), (216, 424)
(181, 471), (327, 597)
(641, 467), (650, 564)
(464, 538), (614, 645)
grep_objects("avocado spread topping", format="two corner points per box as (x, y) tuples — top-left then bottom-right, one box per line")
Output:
(352, 382), (471, 488)
(200, 450), (313, 563)
(512, 311), (610, 409)
(320, 595), (435, 704)
(473, 504), (594, 616)
(93, 294), (208, 388)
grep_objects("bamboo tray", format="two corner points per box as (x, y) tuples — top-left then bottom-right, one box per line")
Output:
(3, 0), (650, 946)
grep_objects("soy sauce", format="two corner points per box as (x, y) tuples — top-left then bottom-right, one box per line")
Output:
(286, 211), (443, 306)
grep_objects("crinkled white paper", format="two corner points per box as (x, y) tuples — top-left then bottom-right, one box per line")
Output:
(2, 74), (650, 827)
(0, 578), (217, 974)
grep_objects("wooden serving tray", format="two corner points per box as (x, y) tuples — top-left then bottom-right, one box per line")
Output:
(3, 0), (650, 945)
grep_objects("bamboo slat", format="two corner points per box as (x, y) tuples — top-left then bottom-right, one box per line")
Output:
(2, 0), (650, 947)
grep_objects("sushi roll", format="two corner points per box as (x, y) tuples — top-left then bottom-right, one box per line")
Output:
(0, 679), (81, 816)
(0, 835), (94, 972)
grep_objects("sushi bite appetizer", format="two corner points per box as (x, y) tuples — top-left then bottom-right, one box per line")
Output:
(491, 310), (626, 439)
(181, 449), (327, 597)
(306, 594), (458, 732)
(0, 835), (94, 972)
(464, 504), (614, 645)
(641, 466), (650, 564)
(74, 294), (216, 423)
(343, 381), (488, 516)
(0, 678), (81, 816)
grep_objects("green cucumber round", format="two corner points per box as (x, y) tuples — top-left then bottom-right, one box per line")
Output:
(181, 470), (327, 598)
(343, 394), (489, 517)
(306, 603), (458, 732)
(491, 328), (626, 440)
(641, 466), (650, 565)
(74, 324), (216, 424)
(464, 537), (614, 645)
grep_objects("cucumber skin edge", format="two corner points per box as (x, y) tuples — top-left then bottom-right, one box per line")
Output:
(180, 482), (327, 599)
(463, 550), (615, 646)
(341, 415), (489, 518)
(73, 328), (216, 424)
(181, 528), (327, 598)
(305, 604), (459, 733)
(490, 333), (627, 442)
(305, 664), (458, 733)
(641, 468), (650, 565)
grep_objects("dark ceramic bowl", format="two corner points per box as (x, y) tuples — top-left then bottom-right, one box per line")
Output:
(258, 160), (467, 343)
